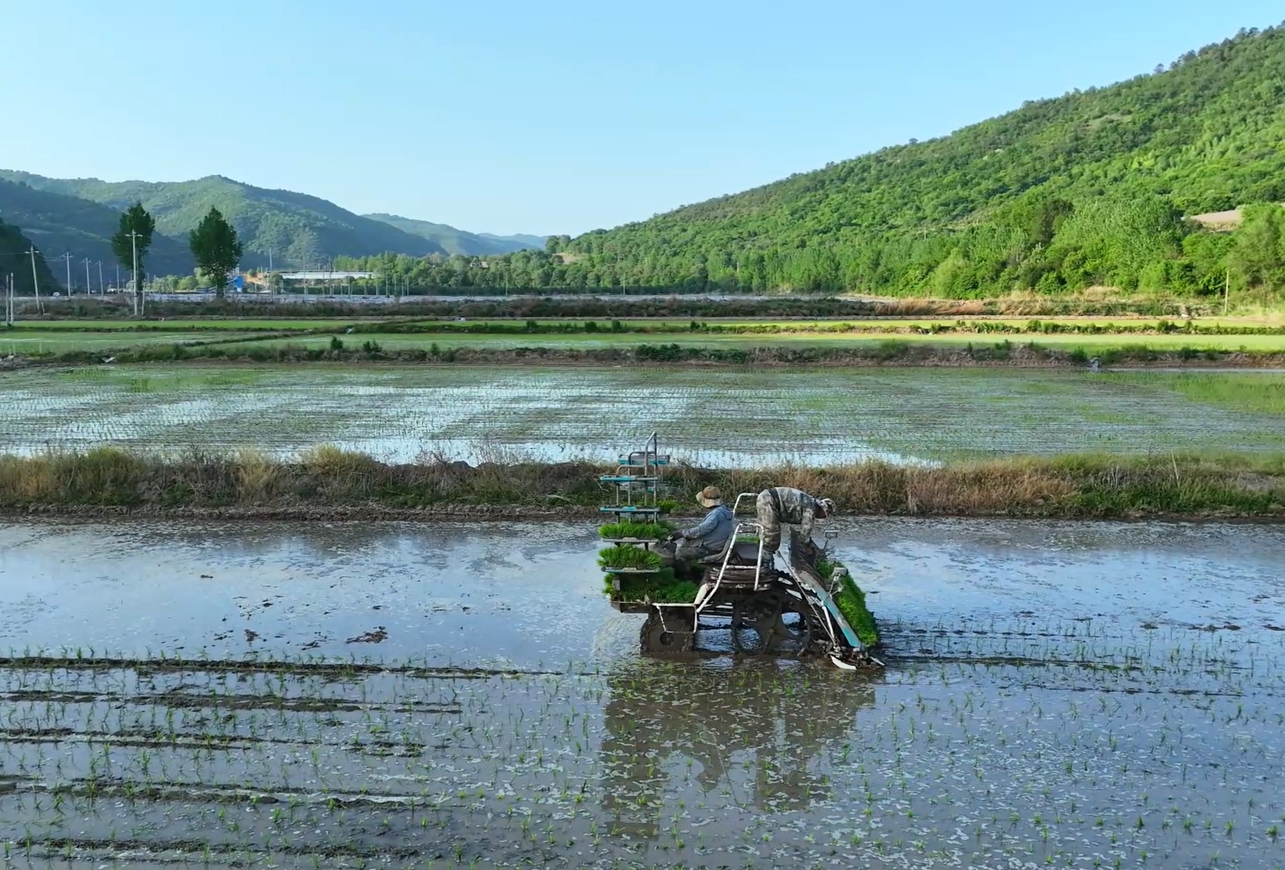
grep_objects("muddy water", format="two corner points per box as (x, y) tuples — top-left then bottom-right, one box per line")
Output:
(0, 519), (1282, 869)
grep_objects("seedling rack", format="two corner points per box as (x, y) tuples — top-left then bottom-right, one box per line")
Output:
(599, 432), (669, 598)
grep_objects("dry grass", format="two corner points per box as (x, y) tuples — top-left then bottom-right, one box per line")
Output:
(235, 449), (284, 503)
(661, 460), (1081, 516)
(0, 448), (1281, 518)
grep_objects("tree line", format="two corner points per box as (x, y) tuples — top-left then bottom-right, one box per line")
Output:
(110, 203), (243, 298)
(13, 193), (1280, 303)
(328, 200), (1280, 300)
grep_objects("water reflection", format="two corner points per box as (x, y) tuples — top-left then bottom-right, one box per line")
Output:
(599, 661), (879, 837)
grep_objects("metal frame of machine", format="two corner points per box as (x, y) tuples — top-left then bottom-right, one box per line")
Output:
(600, 435), (880, 669)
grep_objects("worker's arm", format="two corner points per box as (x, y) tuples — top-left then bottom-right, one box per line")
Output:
(799, 503), (817, 540)
(681, 509), (721, 539)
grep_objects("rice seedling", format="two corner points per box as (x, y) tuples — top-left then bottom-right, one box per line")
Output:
(597, 520), (674, 540)
(596, 545), (662, 571)
(0, 514), (1279, 868)
(816, 558), (879, 647)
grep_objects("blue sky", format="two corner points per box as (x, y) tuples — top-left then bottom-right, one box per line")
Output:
(3, 1), (1280, 235)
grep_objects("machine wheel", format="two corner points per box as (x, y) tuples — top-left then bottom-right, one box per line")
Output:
(640, 612), (693, 654)
(772, 593), (813, 656)
(730, 594), (782, 655)
(730, 592), (813, 656)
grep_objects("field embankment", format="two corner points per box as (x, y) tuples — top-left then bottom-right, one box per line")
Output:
(8, 337), (1285, 369)
(7, 308), (1285, 368)
(3, 448), (1282, 519)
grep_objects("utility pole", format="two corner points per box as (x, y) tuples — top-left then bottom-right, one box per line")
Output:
(1223, 268), (1230, 316)
(58, 252), (73, 295)
(98, 261), (104, 295)
(115, 263), (120, 292)
(84, 258), (91, 300)
(27, 246), (43, 314)
(128, 230), (141, 316)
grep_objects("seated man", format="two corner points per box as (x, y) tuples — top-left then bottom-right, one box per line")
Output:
(755, 486), (835, 558)
(658, 486), (734, 566)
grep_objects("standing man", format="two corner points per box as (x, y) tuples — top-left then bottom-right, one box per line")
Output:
(659, 486), (734, 565)
(755, 486), (835, 557)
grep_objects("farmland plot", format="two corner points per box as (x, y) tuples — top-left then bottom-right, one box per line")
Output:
(0, 518), (1281, 868)
(0, 332), (256, 354)
(3, 365), (1285, 465)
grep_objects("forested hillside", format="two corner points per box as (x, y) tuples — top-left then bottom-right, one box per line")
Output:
(0, 179), (194, 279)
(0, 219), (59, 296)
(364, 214), (541, 256)
(541, 24), (1285, 297)
(0, 172), (442, 269)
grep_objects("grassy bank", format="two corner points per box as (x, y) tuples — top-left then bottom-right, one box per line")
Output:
(2, 447), (1282, 519)
(9, 338), (1285, 369)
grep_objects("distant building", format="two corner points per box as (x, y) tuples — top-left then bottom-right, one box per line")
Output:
(276, 270), (374, 282)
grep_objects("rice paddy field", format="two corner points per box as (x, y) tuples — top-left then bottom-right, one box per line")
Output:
(3, 364), (1284, 465)
(0, 517), (1281, 869)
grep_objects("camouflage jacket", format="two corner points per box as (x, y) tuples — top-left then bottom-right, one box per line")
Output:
(765, 487), (823, 537)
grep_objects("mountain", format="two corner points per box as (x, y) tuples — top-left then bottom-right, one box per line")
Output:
(363, 214), (544, 256)
(479, 233), (548, 251)
(0, 179), (194, 281)
(0, 218), (58, 296)
(542, 24), (1285, 297)
(0, 172), (442, 269)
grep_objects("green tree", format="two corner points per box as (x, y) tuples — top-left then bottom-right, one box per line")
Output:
(1228, 204), (1285, 293)
(188, 207), (244, 298)
(110, 202), (156, 296)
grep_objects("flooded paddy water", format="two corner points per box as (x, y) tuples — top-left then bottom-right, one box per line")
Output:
(0, 518), (1282, 868)
(3, 364), (1285, 464)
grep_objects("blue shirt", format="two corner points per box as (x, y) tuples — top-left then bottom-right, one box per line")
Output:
(682, 504), (734, 545)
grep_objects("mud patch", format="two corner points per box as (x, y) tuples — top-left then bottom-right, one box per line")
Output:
(345, 626), (388, 644)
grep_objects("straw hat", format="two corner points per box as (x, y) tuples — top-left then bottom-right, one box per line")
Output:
(696, 486), (723, 508)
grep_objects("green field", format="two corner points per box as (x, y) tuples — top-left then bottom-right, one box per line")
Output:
(403, 316), (1284, 330)
(7, 313), (1285, 357)
(1, 331), (260, 353)
(3, 318), (376, 331)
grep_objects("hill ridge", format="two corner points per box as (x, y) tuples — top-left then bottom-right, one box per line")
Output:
(0, 178), (194, 280)
(362, 213), (544, 256)
(543, 23), (1285, 296)
(0, 170), (443, 269)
